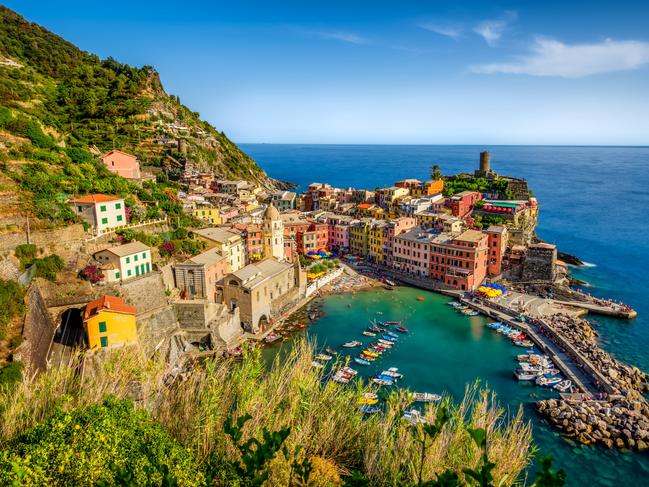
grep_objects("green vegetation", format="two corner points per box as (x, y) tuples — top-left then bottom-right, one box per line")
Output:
(0, 341), (547, 485)
(0, 362), (22, 391)
(443, 176), (514, 200)
(472, 215), (506, 230)
(0, 279), (25, 335)
(118, 227), (205, 257)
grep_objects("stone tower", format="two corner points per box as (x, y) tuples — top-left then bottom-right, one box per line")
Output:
(475, 151), (495, 178)
(262, 204), (284, 260)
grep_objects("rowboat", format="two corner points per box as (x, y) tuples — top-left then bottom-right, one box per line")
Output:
(332, 375), (350, 384)
(411, 392), (442, 403)
(363, 392), (378, 400)
(311, 361), (325, 369)
(363, 350), (379, 358)
(359, 405), (381, 414)
(382, 335), (397, 342)
(325, 347), (338, 356)
(553, 380), (572, 392)
(342, 366), (358, 376)
(448, 301), (463, 307)
(372, 378), (393, 386)
(395, 325), (408, 333)
(519, 363), (543, 373)
(362, 331), (376, 337)
(487, 322), (502, 329)
(383, 321), (401, 325)
(513, 340), (534, 348)
(358, 396), (378, 406)
(462, 311), (479, 317)
(513, 369), (539, 380)
(316, 353), (332, 361)
(536, 375), (563, 387)
(417, 297), (425, 301)
(381, 370), (403, 379)
(354, 358), (370, 366)
(343, 340), (362, 348)
(386, 332), (399, 338)
(385, 279), (397, 287)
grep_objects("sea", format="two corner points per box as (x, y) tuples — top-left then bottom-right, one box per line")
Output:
(240, 144), (649, 485)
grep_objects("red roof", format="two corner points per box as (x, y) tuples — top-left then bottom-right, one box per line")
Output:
(357, 203), (373, 210)
(84, 295), (136, 320)
(72, 194), (121, 204)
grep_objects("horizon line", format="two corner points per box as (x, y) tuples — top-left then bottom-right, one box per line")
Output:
(237, 142), (649, 148)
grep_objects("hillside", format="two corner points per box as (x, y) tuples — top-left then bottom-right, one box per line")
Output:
(0, 6), (273, 225)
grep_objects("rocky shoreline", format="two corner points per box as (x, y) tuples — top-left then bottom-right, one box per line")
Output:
(535, 314), (649, 451)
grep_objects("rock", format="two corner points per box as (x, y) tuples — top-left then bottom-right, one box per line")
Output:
(627, 438), (636, 449)
(637, 440), (649, 452)
(600, 438), (613, 448)
(616, 438), (625, 448)
(622, 428), (633, 439)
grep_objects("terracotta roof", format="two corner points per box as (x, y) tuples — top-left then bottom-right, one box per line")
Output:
(98, 241), (150, 257)
(72, 194), (121, 204)
(101, 148), (136, 159)
(84, 295), (136, 320)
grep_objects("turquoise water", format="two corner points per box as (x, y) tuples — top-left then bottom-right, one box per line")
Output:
(245, 144), (649, 485)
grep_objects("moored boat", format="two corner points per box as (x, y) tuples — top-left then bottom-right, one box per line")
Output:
(513, 368), (539, 380)
(359, 405), (381, 414)
(381, 369), (403, 379)
(354, 357), (370, 366)
(362, 331), (376, 337)
(554, 380), (572, 392)
(311, 361), (324, 369)
(411, 392), (442, 403)
(325, 347), (338, 356)
(395, 325), (408, 333)
(265, 334), (281, 343)
(316, 353), (332, 361)
(536, 375), (563, 387)
(343, 340), (362, 348)
(372, 378), (393, 386)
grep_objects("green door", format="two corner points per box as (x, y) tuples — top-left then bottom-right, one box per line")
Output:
(100, 336), (108, 348)
(135, 266), (140, 276)
(145, 263), (150, 273)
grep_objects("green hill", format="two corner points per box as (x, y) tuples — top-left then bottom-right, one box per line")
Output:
(0, 6), (271, 225)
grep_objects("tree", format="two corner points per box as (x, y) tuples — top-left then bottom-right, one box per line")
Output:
(431, 164), (442, 180)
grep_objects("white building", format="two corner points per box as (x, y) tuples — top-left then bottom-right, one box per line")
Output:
(262, 205), (284, 260)
(193, 227), (246, 273)
(94, 241), (152, 282)
(71, 194), (126, 233)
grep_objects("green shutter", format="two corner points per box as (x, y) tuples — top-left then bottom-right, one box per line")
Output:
(145, 263), (150, 272)
(135, 266), (140, 276)
(127, 269), (131, 276)
(134, 255), (138, 261)
(100, 336), (108, 348)
(100, 205), (107, 212)
(116, 215), (123, 222)
(115, 203), (121, 209)
(115, 271), (120, 279)
(101, 217), (108, 224)
(126, 257), (130, 263)
(98, 321), (107, 333)
(142, 252), (146, 258)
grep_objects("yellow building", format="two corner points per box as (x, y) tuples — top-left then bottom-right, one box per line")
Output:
(83, 295), (137, 350)
(350, 220), (371, 256)
(411, 179), (444, 197)
(367, 221), (387, 264)
(193, 206), (222, 225)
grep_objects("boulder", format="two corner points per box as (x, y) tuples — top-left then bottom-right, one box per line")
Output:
(600, 438), (613, 449)
(636, 440), (648, 452)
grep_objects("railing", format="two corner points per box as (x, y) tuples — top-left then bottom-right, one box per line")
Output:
(85, 217), (169, 241)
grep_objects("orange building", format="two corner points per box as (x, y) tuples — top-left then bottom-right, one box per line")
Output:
(101, 149), (141, 180)
(83, 295), (137, 350)
(484, 225), (507, 276)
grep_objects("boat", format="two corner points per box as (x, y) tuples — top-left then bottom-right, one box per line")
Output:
(378, 338), (394, 346)
(372, 378), (394, 386)
(363, 350), (379, 358)
(519, 363), (544, 373)
(462, 311), (479, 317)
(385, 279), (397, 287)
(369, 325), (382, 333)
(395, 325), (408, 333)
(316, 353), (332, 361)
(554, 380), (572, 392)
(265, 334), (281, 343)
(362, 331), (377, 337)
(448, 301), (463, 307)
(517, 354), (533, 362)
(417, 297), (425, 301)
(536, 375), (563, 387)
(325, 347), (338, 356)
(359, 405), (381, 414)
(403, 409), (428, 424)
(386, 331), (399, 338)
(487, 322), (502, 329)
(343, 340), (362, 348)
(358, 396), (378, 406)
(332, 375), (350, 384)
(342, 366), (358, 376)
(383, 321), (401, 325)
(311, 361), (325, 369)
(296, 322), (306, 328)
(411, 392), (442, 403)
(360, 354), (376, 362)
(354, 357), (370, 366)
(382, 335), (398, 342)
(377, 374), (397, 382)
(513, 368), (539, 380)
(381, 370), (403, 379)
(363, 392), (378, 400)
(513, 340), (534, 348)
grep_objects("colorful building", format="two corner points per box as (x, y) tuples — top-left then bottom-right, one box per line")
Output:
(101, 149), (141, 180)
(450, 191), (481, 218)
(193, 206), (222, 224)
(83, 295), (137, 350)
(193, 227), (245, 272)
(484, 225), (507, 276)
(93, 241), (152, 282)
(349, 219), (372, 256)
(173, 247), (228, 301)
(71, 194), (126, 233)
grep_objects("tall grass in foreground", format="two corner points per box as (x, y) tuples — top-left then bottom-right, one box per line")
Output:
(0, 339), (534, 485)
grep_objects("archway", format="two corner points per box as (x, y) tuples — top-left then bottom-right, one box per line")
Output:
(258, 314), (270, 333)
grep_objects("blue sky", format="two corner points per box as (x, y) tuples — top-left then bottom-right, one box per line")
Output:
(5, 0), (649, 145)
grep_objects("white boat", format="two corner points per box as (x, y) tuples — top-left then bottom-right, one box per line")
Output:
(316, 353), (332, 361)
(554, 380), (572, 392)
(343, 340), (362, 348)
(332, 375), (350, 384)
(378, 339), (394, 346)
(372, 378), (394, 386)
(381, 370), (403, 379)
(536, 376), (562, 387)
(519, 363), (543, 373)
(411, 392), (442, 403)
(362, 331), (376, 337)
(311, 361), (324, 369)
(404, 409), (428, 424)
(363, 392), (378, 400)
(342, 366), (358, 376)
(514, 368), (539, 380)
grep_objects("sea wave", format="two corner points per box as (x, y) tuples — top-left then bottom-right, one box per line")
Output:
(581, 261), (597, 268)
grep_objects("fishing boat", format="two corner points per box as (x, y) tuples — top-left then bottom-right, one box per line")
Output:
(316, 353), (333, 361)
(343, 340), (362, 348)
(369, 325), (382, 333)
(363, 392), (378, 400)
(372, 378), (393, 386)
(311, 361), (325, 369)
(487, 322), (502, 329)
(382, 335), (397, 342)
(325, 347), (338, 356)
(332, 375), (350, 384)
(358, 396), (378, 406)
(395, 325), (408, 333)
(360, 354), (376, 362)
(519, 363), (544, 373)
(536, 375), (563, 387)
(513, 340), (534, 348)
(264, 334), (281, 343)
(359, 405), (381, 414)
(517, 354), (533, 362)
(381, 370), (403, 379)
(513, 368), (539, 380)
(362, 331), (377, 337)
(417, 297), (425, 301)
(448, 301), (463, 307)
(363, 350), (379, 358)
(354, 357), (370, 366)
(553, 380), (572, 392)
(462, 311), (479, 317)
(411, 392), (442, 403)
(377, 341), (393, 348)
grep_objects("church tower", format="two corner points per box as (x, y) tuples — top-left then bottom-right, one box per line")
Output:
(262, 204), (284, 260)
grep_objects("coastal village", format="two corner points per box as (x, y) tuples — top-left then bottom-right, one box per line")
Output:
(3, 146), (648, 453)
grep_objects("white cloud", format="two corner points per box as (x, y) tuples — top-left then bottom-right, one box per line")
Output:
(474, 11), (517, 46)
(470, 37), (649, 78)
(420, 23), (462, 39)
(317, 31), (370, 45)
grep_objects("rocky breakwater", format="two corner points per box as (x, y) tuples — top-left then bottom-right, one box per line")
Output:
(535, 314), (649, 450)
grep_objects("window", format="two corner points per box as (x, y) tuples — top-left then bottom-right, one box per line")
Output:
(100, 205), (107, 212)
(100, 336), (108, 348)
(101, 217), (108, 225)
(98, 321), (107, 333)
(115, 271), (120, 279)
(127, 269), (132, 277)
(142, 252), (146, 258)
(115, 203), (121, 209)
(126, 257), (130, 264)
(134, 255), (138, 262)
(116, 215), (123, 222)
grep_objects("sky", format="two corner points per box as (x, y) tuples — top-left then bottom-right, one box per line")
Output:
(5, 0), (649, 145)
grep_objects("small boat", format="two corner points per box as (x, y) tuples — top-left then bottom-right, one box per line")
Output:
(383, 321), (401, 325)
(363, 350), (379, 358)
(265, 334), (281, 343)
(514, 369), (539, 380)
(343, 340), (362, 348)
(395, 325), (408, 333)
(536, 375), (563, 387)
(553, 380), (572, 392)
(411, 392), (442, 403)
(377, 374), (396, 382)
(382, 335), (398, 342)
(462, 311), (479, 317)
(487, 322), (502, 329)
(363, 392), (378, 400)
(342, 366), (358, 376)
(369, 326), (382, 333)
(325, 347), (338, 356)
(316, 353), (333, 361)
(517, 354), (533, 362)
(386, 331), (399, 338)
(362, 331), (377, 337)
(296, 322), (306, 328)
(354, 357), (370, 366)
(372, 378), (394, 386)
(519, 363), (543, 373)
(312, 361), (325, 369)
(378, 338), (394, 345)
(360, 354), (376, 362)
(513, 340), (534, 348)
(417, 297), (425, 301)
(404, 409), (428, 424)
(448, 301), (463, 307)
(332, 375), (350, 384)
(385, 279), (397, 287)
(381, 370), (403, 379)
(359, 405), (381, 414)
(358, 396), (378, 406)
(284, 325), (297, 331)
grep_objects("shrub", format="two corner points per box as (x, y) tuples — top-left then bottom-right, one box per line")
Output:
(79, 265), (104, 284)
(0, 279), (25, 328)
(0, 397), (204, 486)
(0, 362), (22, 391)
(14, 243), (37, 266)
(159, 242), (176, 256)
(32, 254), (65, 281)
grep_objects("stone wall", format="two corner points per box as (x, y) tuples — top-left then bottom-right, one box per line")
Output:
(16, 284), (57, 375)
(136, 305), (179, 356)
(0, 224), (86, 254)
(118, 272), (169, 314)
(305, 267), (343, 297)
(522, 244), (557, 282)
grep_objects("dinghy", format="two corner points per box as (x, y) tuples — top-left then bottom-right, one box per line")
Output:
(411, 392), (442, 403)
(343, 340), (362, 348)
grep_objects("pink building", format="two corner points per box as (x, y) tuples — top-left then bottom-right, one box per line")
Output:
(219, 206), (239, 223)
(326, 215), (355, 252)
(101, 149), (141, 180)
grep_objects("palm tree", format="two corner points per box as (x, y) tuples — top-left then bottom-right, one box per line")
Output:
(431, 164), (442, 180)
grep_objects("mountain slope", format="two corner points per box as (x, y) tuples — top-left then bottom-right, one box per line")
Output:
(0, 5), (269, 184)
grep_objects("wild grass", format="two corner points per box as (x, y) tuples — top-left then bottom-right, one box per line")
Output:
(0, 338), (534, 485)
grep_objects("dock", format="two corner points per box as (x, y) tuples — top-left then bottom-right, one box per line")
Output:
(552, 300), (637, 319)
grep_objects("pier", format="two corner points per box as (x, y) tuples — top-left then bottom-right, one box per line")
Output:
(552, 300), (637, 320)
